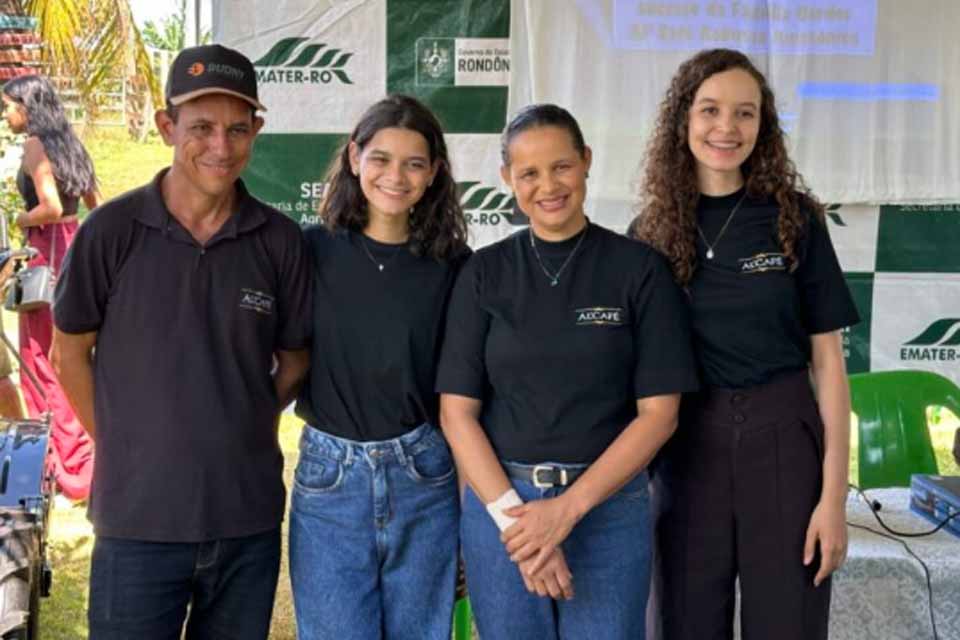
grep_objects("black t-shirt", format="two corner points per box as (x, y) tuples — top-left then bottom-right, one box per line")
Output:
(53, 171), (312, 542)
(436, 223), (699, 464)
(295, 226), (469, 441)
(17, 168), (79, 215)
(689, 188), (860, 388)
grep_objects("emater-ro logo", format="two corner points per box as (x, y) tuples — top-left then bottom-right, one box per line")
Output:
(253, 37), (353, 85)
(900, 318), (960, 362)
(457, 181), (527, 227)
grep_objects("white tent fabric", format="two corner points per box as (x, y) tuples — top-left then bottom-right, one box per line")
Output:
(509, 0), (960, 222)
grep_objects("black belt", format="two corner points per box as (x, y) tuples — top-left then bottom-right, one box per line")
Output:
(503, 462), (585, 488)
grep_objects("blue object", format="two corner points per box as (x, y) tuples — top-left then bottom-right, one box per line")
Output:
(797, 82), (939, 102)
(0, 418), (49, 510)
(909, 474), (960, 538)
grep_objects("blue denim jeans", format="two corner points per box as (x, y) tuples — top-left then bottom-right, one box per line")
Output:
(462, 464), (652, 640)
(289, 423), (459, 640)
(87, 528), (281, 640)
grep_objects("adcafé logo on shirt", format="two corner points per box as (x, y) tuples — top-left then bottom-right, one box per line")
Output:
(900, 318), (960, 362)
(575, 307), (625, 327)
(239, 288), (274, 315)
(738, 252), (787, 274)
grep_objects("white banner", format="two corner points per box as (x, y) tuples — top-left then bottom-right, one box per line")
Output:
(826, 204), (880, 274)
(871, 272), (960, 386)
(509, 0), (960, 207)
(213, 0), (387, 134)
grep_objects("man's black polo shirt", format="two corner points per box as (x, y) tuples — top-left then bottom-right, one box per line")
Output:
(54, 170), (312, 542)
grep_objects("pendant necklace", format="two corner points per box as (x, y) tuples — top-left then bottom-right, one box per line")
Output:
(360, 233), (405, 272)
(696, 191), (747, 260)
(529, 225), (588, 287)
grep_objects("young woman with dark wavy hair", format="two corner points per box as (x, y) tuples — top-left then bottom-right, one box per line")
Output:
(630, 49), (859, 640)
(289, 94), (469, 639)
(2, 74), (98, 502)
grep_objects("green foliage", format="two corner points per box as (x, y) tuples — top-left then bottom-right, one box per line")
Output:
(0, 121), (25, 247)
(141, 0), (211, 52)
(141, 0), (186, 51)
(24, 0), (163, 134)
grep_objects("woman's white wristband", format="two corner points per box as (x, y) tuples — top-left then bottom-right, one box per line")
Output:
(486, 488), (523, 532)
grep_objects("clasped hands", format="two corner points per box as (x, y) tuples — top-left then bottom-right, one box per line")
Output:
(500, 494), (581, 600)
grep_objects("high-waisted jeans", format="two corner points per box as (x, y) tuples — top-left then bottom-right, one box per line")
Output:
(289, 423), (459, 640)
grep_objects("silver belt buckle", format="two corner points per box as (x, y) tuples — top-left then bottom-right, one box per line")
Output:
(532, 465), (567, 488)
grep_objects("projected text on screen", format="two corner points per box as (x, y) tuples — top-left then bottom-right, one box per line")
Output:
(612, 0), (876, 54)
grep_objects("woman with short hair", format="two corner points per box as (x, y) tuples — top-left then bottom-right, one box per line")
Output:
(438, 103), (698, 639)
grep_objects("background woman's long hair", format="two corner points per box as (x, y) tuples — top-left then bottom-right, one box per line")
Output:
(320, 94), (468, 261)
(629, 48), (823, 286)
(3, 75), (97, 197)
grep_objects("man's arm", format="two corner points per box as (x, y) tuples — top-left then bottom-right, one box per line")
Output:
(274, 348), (309, 410)
(51, 329), (98, 438)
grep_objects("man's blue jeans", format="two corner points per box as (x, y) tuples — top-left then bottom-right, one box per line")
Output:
(87, 528), (281, 640)
(289, 423), (459, 640)
(462, 465), (653, 640)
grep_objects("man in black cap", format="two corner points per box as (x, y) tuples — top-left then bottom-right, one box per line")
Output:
(52, 44), (311, 639)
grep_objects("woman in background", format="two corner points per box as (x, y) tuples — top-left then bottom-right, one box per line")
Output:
(2, 74), (98, 502)
(631, 48), (859, 640)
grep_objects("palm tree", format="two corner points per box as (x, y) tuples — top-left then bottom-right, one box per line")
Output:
(24, 0), (162, 137)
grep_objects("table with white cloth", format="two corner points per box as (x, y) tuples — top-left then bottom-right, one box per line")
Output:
(829, 486), (960, 640)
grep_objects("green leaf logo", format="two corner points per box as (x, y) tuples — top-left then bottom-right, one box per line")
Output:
(253, 38), (354, 83)
(825, 204), (845, 226)
(904, 319), (960, 346)
(254, 38), (308, 66)
(457, 182), (525, 226)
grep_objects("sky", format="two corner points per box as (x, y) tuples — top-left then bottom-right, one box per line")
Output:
(128, 0), (179, 27)
(128, 0), (212, 32)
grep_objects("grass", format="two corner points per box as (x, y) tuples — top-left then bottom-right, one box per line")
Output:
(82, 128), (170, 204)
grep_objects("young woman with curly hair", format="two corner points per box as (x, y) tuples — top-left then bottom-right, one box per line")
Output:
(630, 49), (860, 640)
(2, 74), (98, 501)
(289, 94), (469, 639)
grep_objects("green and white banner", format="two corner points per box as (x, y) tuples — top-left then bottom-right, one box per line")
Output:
(214, 0), (960, 389)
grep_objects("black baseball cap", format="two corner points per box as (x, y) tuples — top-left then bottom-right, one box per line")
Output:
(166, 44), (267, 112)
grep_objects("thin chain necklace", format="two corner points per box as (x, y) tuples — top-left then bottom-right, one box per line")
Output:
(528, 224), (588, 287)
(696, 191), (748, 260)
(360, 233), (405, 272)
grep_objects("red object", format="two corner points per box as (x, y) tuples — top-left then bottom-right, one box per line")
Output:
(19, 221), (94, 501)
(0, 33), (41, 46)
(0, 66), (37, 80)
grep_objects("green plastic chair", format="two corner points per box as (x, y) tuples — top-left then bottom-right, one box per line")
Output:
(453, 596), (473, 640)
(452, 554), (473, 640)
(848, 370), (960, 489)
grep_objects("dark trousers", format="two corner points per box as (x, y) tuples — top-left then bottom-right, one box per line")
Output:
(88, 528), (281, 640)
(653, 370), (831, 640)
